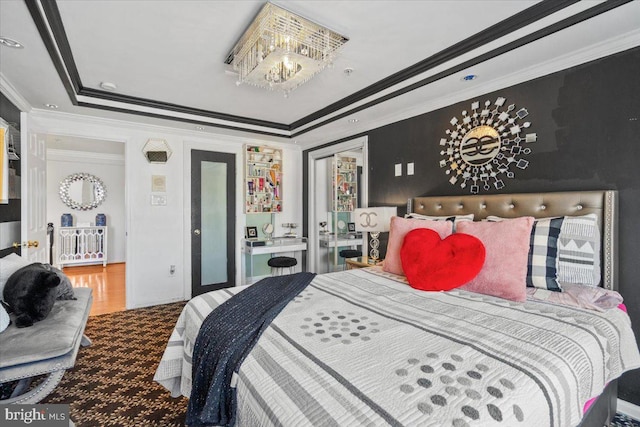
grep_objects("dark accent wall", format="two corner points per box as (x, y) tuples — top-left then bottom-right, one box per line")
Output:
(369, 46), (640, 404)
(304, 46), (640, 404)
(0, 92), (22, 256)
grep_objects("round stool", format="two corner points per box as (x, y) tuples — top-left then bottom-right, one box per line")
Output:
(268, 256), (297, 276)
(339, 249), (362, 270)
(339, 249), (362, 259)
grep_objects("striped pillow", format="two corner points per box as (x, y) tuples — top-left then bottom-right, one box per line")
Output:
(527, 217), (563, 291)
(557, 214), (600, 287)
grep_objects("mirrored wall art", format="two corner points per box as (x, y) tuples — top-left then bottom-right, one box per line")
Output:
(439, 96), (537, 194)
(59, 172), (107, 210)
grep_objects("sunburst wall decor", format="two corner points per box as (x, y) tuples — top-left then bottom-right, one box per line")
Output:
(439, 97), (537, 193)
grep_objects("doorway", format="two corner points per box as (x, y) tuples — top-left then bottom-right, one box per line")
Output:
(191, 149), (236, 296)
(307, 136), (368, 273)
(45, 134), (127, 314)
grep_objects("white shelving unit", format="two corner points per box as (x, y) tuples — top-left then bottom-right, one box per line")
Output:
(57, 226), (108, 267)
(245, 145), (283, 213)
(331, 155), (357, 212)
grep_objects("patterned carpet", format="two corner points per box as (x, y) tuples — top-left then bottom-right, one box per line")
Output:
(28, 301), (638, 427)
(41, 301), (188, 426)
(615, 413), (640, 427)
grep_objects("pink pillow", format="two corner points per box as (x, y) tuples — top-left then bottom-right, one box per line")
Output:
(457, 217), (534, 302)
(383, 216), (453, 276)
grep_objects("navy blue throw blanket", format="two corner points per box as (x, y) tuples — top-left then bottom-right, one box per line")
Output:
(186, 272), (316, 427)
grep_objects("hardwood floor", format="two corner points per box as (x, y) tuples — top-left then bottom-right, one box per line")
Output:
(63, 263), (126, 316)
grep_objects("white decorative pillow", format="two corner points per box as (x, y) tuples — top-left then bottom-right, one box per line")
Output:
(557, 214), (600, 287)
(404, 213), (473, 231)
(0, 253), (31, 299)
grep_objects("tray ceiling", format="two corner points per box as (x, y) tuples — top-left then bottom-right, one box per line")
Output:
(1, 0), (639, 147)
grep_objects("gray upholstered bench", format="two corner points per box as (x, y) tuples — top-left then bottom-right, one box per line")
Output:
(0, 287), (93, 404)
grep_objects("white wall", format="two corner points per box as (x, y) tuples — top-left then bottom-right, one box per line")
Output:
(28, 111), (303, 309)
(46, 149), (126, 264)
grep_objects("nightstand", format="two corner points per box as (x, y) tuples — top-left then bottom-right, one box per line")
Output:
(345, 256), (382, 269)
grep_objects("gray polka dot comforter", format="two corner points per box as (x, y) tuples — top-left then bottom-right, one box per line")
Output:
(155, 267), (640, 427)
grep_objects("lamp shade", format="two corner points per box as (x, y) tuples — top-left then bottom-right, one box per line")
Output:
(353, 207), (397, 233)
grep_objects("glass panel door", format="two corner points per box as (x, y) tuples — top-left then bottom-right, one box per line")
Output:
(191, 149), (235, 296)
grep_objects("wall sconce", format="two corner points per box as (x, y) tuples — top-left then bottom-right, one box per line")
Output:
(142, 138), (172, 164)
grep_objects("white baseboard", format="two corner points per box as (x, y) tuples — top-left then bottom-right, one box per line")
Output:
(618, 399), (640, 420)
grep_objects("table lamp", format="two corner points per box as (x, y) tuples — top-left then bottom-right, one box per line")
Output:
(353, 206), (397, 263)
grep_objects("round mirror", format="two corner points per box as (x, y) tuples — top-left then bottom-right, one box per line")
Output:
(262, 223), (274, 235)
(59, 173), (107, 210)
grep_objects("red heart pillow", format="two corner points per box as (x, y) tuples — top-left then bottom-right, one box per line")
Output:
(400, 228), (486, 291)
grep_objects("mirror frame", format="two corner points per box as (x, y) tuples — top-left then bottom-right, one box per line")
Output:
(59, 172), (107, 210)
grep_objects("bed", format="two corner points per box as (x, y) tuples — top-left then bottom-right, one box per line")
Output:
(155, 190), (640, 427)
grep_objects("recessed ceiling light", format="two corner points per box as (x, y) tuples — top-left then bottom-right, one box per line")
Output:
(99, 82), (117, 91)
(461, 74), (478, 81)
(0, 37), (24, 49)
(195, 126), (205, 130)
(348, 118), (359, 123)
(44, 103), (58, 109)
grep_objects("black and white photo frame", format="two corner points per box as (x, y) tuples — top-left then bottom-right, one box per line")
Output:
(245, 226), (258, 239)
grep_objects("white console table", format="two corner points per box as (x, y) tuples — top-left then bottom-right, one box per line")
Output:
(241, 236), (307, 285)
(58, 226), (108, 267)
(319, 233), (364, 273)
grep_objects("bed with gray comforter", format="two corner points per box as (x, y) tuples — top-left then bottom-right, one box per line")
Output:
(155, 267), (640, 427)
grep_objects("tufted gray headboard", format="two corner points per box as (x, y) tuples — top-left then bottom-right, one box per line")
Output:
(408, 191), (618, 291)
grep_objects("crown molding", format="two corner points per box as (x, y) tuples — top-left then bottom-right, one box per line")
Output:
(47, 148), (124, 165)
(28, 109), (298, 150)
(0, 72), (32, 113)
(28, 0), (583, 137)
(296, 31), (640, 150)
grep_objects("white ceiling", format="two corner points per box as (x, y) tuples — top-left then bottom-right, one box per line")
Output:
(1, 0), (639, 148)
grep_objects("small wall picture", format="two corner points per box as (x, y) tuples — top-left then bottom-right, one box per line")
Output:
(245, 226), (258, 239)
(347, 222), (356, 232)
(151, 174), (167, 192)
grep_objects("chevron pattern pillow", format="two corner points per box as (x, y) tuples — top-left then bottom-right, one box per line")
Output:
(557, 213), (601, 287)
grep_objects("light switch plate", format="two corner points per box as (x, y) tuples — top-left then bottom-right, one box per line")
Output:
(151, 194), (167, 206)
(395, 163), (402, 176)
(407, 162), (415, 175)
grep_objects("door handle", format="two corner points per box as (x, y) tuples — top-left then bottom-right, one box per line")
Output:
(193, 229), (201, 235)
(12, 240), (39, 248)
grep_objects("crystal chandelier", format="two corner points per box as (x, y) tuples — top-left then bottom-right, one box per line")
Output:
(225, 2), (348, 96)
